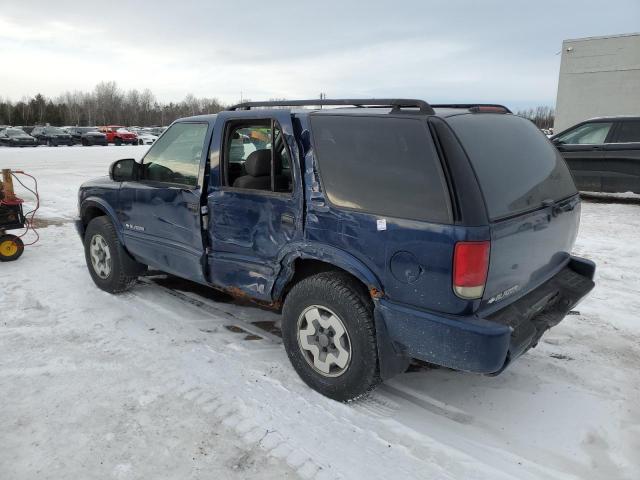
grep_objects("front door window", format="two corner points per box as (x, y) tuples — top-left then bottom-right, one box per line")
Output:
(556, 122), (613, 145)
(140, 122), (208, 187)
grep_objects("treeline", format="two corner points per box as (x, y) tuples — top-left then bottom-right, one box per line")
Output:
(516, 106), (555, 129)
(0, 81), (226, 127)
(1, 85), (557, 130)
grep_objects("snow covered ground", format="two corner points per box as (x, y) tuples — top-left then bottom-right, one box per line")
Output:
(1, 146), (639, 480)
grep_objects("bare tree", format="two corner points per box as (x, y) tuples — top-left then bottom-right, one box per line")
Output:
(1, 82), (227, 127)
(516, 106), (555, 130)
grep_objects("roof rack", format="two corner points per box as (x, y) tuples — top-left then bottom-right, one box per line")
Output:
(227, 99), (436, 115)
(431, 104), (512, 114)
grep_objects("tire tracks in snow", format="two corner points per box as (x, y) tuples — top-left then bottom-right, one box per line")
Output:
(126, 276), (578, 480)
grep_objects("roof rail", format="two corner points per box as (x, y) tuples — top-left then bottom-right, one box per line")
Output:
(227, 99), (436, 115)
(431, 104), (512, 114)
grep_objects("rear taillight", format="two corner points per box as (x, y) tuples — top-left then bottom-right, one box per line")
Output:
(453, 241), (490, 299)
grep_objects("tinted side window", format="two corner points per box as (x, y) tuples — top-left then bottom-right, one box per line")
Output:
(615, 121), (640, 143)
(310, 115), (451, 223)
(141, 122), (208, 186)
(556, 122), (613, 145)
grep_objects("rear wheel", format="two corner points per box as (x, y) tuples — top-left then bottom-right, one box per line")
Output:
(0, 234), (24, 262)
(84, 216), (145, 293)
(282, 272), (380, 401)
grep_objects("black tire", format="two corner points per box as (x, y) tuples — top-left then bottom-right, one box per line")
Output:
(0, 234), (24, 262)
(282, 272), (380, 401)
(83, 216), (145, 293)
(81, 138), (88, 146)
(115, 137), (122, 146)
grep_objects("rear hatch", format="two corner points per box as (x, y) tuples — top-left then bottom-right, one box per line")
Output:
(447, 114), (580, 312)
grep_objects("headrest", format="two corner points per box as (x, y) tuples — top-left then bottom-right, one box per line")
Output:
(245, 149), (281, 176)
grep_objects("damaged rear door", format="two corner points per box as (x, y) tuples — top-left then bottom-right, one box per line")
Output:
(206, 110), (303, 301)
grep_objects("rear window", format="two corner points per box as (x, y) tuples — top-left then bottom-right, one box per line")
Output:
(310, 115), (451, 223)
(448, 114), (577, 220)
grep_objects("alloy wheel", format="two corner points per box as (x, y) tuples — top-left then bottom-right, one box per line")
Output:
(297, 305), (352, 377)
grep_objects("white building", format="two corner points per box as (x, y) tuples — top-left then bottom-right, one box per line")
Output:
(554, 33), (640, 132)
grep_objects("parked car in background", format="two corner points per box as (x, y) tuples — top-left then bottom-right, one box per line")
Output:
(136, 132), (158, 145)
(68, 127), (108, 146)
(31, 126), (74, 146)
(130, 128), (158, 145)
(100, 126), (138, 145)
(13, 126), (35, 135)
(552, 116), (640, 193)
(146, 126), (167, 136)
(76, 99), (595, 401)
(0, 128), (38, 147)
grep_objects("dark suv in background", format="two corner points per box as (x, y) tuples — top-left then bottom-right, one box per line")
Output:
(31, 126), (74, 146)
(0, 128), (38, 147)
(76, 99), (595, 401)
(68, 127), (108, 146)
(552, 116), (640, 193)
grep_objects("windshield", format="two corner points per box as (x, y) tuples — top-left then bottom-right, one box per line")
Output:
(448, 114), (577, 220)
(6, 128), (25, 136)
(47, 127), (66, 134)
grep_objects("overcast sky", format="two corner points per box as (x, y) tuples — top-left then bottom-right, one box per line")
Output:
(1, 0), (638, 110)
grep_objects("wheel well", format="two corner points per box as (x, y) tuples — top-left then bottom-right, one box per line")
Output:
(82, 205), (106, 228)
(281, 258), (373, 308)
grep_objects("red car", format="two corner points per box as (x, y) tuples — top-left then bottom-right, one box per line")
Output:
(100, 126), (138, 145)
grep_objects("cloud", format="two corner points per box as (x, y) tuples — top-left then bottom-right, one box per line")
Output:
(1, 0), (639, 109)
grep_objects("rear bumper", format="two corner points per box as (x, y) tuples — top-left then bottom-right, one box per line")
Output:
(377, 255), (595, 375)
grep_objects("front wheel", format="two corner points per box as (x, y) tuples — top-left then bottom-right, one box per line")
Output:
(115, 138), (122, 146)
(84, 216), (145, 293)
(282, 272), (380, 401)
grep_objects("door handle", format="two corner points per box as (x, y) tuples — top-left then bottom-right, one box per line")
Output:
(281, 213), (295, 225)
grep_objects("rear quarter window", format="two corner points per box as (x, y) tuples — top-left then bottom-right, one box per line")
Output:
(448, 114), (577, 220)
(615, 120), (640, 143)
(310, 115), (452, 223)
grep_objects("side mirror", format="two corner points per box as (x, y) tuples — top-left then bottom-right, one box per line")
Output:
(109, 158), (139, 182)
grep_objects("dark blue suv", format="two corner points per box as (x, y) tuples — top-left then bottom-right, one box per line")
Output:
(76, 99), (595, 401)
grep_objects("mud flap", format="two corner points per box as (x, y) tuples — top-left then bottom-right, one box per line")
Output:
(374, 305), (411, 380)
